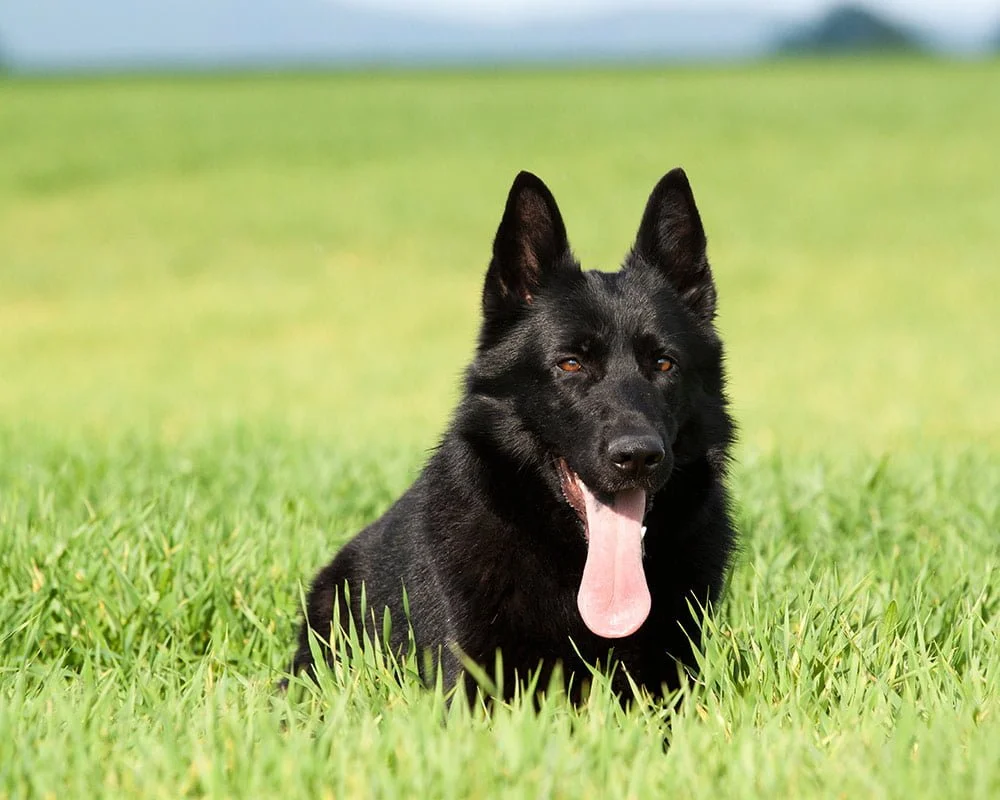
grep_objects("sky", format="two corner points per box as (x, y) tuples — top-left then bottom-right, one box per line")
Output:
(1, 0), (996, 69)
(343, 0), (999, 28)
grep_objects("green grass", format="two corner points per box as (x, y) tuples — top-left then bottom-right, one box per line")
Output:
(1, 59), (999, 797)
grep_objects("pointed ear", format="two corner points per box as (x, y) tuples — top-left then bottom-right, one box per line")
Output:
(483, 171), (572, 317)
(632, 168), (716, 324)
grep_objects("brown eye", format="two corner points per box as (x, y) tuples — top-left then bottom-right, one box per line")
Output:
(656, 357), (674, 373)
(557, 358), (582, 372)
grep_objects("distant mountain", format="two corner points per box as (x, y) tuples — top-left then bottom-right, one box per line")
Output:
(0, 0), (993, 72)
(778, 4), (926, 54)
(0, 0), (778, 71)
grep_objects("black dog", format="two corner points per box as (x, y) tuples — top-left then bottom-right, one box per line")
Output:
(292, 169), (736, 700)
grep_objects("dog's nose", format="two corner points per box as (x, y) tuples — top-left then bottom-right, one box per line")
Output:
(607, 435), (665, 477)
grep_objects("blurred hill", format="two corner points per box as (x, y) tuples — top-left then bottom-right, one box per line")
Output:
(778, 5), (926, 54)
(0, 1), (994, 72)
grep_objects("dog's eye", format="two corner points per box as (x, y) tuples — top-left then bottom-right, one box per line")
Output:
(557, 358), (583, 373)
(656, 357), (674, 373)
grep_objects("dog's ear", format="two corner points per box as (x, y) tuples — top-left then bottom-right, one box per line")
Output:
(483, 171), (572, 317)
(632, 168), (716, 324)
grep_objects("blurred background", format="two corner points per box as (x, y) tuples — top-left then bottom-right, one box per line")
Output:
(3, 1), (999, 69)
(1, 1), (998, 455)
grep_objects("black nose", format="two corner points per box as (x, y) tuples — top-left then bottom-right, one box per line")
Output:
(607, 435), (665, 477)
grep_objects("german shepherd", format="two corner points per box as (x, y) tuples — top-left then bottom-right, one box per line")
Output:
(292, 168), (736, 700)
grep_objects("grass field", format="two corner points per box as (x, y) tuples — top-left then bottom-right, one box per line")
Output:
(1, 59), (999, 797)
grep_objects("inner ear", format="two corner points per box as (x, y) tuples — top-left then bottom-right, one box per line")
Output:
(633, 168), (716, 323)
(484, 171), (571, 313)
(510, 188), (562, 301)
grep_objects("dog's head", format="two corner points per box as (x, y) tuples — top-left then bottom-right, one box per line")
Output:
(464, 170), (733, 638)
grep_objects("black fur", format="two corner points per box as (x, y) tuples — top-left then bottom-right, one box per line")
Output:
(291, 169), (736, 700)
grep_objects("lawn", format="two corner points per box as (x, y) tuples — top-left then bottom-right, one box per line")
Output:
(1, 59), (998, 797)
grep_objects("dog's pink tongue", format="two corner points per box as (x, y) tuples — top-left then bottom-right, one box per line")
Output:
(576, 485), (651, 638)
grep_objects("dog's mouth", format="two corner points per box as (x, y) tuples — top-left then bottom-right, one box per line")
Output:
(557, 458), (651, 640)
